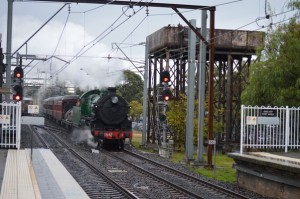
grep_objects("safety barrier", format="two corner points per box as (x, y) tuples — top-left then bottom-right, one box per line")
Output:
(240, 105), (300, 153)
(0, 102), (22, 149)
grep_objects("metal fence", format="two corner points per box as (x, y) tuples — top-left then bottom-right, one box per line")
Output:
(0, 102), (22, 149)
(240, 105), (300, 153)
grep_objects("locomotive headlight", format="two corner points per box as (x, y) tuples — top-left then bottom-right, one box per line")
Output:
(92, 104), (98, 113)
(111, 96), (118, 104)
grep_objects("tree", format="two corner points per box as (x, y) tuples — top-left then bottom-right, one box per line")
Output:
(129, 100), (143, 122)
(166, 93), (187, 151)
(74, 86), (84, 96)
(116, 70), (144, 103)
(166, 93), (223, 151)
(242, 19), (300, 107)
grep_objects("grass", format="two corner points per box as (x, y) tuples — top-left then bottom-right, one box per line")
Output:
(131, 130), (143, 148)
(172, 152), (236, 183)
(131, 131), (237, 183)
(131, 131), (155, 153)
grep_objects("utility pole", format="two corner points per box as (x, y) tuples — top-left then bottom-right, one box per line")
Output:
(207, 9), (216, 168)
(185, 19), (197, 162)
(196, 10), (207, 164)
(0, 34), (3, 103)
(5, 0), (13, 102)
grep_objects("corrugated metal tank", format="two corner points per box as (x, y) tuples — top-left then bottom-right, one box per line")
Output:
(146, 26), (265, 53)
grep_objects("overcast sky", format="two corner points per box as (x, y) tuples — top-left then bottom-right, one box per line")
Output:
(0, 0), (297, 90)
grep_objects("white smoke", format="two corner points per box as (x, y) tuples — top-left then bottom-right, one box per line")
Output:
(71, 126), (98, 148)
(2, 15), (126, 91)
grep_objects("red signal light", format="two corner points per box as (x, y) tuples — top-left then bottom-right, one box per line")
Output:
(161, 71), (170, 83)
(13, 95), (21, 101)
(13, 84), (23, 101)
(164, 96), (170, 101)
(13, 67), (23, 79)
(162, 89), (172, 101)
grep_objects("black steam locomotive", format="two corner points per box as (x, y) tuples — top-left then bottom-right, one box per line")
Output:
(43, 87), (132, 149)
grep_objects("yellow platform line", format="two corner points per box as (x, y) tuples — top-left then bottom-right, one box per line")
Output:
(25, 149), (42, 199)
(0, 150), (40, 199)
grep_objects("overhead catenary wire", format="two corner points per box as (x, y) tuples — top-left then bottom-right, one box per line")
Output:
(77, 0), (152, 57)
(25, 5), (71, 77)
(101, 1), (297, 64)
(70, 0), (116, 13)
(68, 1), (118, 48)
(106, 2), (150, 58)
(52, 5), (71, 56)
(99, 3), (293, 74)
(30, 1), (297, 80)
(52, 12), (130, 76)
(12, 3), (69, 57)
(148, 0), (243, 17)
(141, 13), (300, 66)
(52, 5), (298, 79)
(51, 0), (153, 78)
(107, 14), (149, 69)
(29, 53), (145, 63)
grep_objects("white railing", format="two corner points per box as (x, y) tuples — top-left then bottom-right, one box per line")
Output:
(240, 105), (300, 153)
(0, 102), (22, 149)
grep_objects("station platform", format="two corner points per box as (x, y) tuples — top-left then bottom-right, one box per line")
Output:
(0, 149), (89, 199)
(229, 151), (300, 199)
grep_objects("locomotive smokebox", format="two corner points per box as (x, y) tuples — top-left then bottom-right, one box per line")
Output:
(107, 87), (117, 94)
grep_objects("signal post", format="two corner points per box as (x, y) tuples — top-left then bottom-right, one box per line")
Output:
(158, 71), (173, 157)
(0, 39), (3, 103)
(12, 55), (24, 102)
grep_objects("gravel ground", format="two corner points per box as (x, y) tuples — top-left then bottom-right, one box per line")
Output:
(20, 124), (271, 199)
(125, 146), (271, 199)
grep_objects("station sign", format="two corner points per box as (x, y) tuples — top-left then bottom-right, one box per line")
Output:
(257, 109), (279, 125)
(208, 140), (216, 145)
(28, 105), (39, 114)
(0, 87), (11, 94)
(0, 115), (10, 124)
(259, 109), (277, 117)
(246, 116), (257, 125)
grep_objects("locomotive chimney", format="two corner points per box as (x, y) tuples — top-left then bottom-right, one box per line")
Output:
(107, 87), (117, 94)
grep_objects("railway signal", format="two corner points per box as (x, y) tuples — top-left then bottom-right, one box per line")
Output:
(1, 63), (6, 74)
(13, 67), (23, 79)
(13, 84), (22, 101)
(159, 113), (166, 122)
(160, 71), (170, 83)
(162, 88), (172, 101)
(12, 66), (24, 101)
(0, 51), (5, 74)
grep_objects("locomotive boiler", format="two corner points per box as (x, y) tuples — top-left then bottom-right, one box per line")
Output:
(43, 87), (132, 149)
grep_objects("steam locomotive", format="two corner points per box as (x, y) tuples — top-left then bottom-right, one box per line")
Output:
(43, 87), (132, 149)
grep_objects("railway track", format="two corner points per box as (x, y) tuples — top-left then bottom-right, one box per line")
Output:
(105, 150), (250, 199)
(34, 125), (199, 198)
(32, 122), (251, 198)
(126, 149), (249, 198)
(33, 125), (140, 199)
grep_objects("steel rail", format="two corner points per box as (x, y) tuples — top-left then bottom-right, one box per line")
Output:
(38, 126), (140, 199)
(124, 149), (250, 199)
